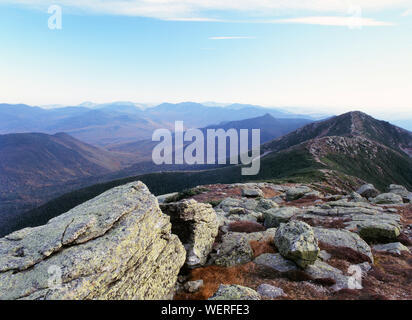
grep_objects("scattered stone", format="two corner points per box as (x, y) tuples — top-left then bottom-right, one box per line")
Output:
(356, 262), (372, 275)
(274, 221), (319, 268)
(160, 199), (219, 267)
(325, 195), (345, 201)
(373, 242), (410, 255)
(218, 198), (243, 212)
(0, 182), (186, 300)
(371, 193), (403, 205)
(347, 192), (368, 203)
(256, 284), (286, 298)
(244, 228), (277, 242)
(209, 233), (254, 267)
(286, 186), (313, 201)
(313, 227), (373, 263)
(254, 253), (298, 273)
(305, 260), (354, 291)
(270, 196), (285, 204)
(318, 250), (332, 262)
(242, 188), (264, 198)
(256, 198), (279, 212)
(229, 207), (247, 215)
(356, 184), (379, 198)
(209, 284), (261, 300)
(345, 213), (402, 242)
(157, 192), (179, 204)
(184, 280), (204, 293)
(264, 207), (300, 228)
(388, 184), (412, 203)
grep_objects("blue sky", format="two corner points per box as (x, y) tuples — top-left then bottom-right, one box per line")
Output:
(0, 1), (411, 118)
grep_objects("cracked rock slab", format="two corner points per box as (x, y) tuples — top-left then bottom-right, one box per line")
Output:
(0, 182), (186, 300)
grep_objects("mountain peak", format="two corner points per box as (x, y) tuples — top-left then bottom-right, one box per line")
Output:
(264, 110), (412, 155)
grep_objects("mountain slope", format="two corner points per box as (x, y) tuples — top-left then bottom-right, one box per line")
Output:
(3, 111), (412, 237)
(263, 111), (412, 154)
(0, 132), (123, 190)
(108, 113), (312, 163)
(0, 132), (133, 222)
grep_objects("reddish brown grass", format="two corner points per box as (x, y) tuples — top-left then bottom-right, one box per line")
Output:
(174, 263), (257, 300)
(250, 239), (277, 258)
(228, 221), (265, 233)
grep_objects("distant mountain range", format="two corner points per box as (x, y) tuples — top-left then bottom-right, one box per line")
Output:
(0, 111), (313, 233)
(0, 102), (317, 146)
(4, 110), (411, 238)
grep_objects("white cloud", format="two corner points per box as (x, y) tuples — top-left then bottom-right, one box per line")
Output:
(3, 0), (412, 20)
(401, 8), (412, 15)
(271, 16), (395, 27)
(209, 36), (255, 40)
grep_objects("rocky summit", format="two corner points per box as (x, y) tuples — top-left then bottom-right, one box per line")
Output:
(1, 180), (412, 300)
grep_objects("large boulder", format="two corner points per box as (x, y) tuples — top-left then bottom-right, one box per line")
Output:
(209, 284), (261, 300)
(274, 221), (319, 268)
(0, 182), (186, 300)
(356, 184), (379, 198)
(160, 200), (218, 267)
(370, 193), (403, 205)
(388, 185), (412, 203)
(264, 207), (300, 228)
(209, 233), (254, 267)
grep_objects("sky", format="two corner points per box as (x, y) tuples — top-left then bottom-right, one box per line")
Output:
(0, 1), (411, 119)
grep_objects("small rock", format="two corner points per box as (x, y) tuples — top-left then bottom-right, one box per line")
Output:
(313, 227), (373, 263)
(242, 188), (264, 198)
(263, 207), (300, 228)
(184, 280), (204, 293)
(274, 221), (319, 268)
(388, 184), (412, 203)
(371, 193), (403, 205)
(373, 242), (410, 255)
(305, 260), (354, 291)
(256, 284), (286, 298)
(357, 184), (379, 198)
(209, 285), (261, 300)
(254, 253), (298, 273)
(256, 199), (279, 212)
(318, 250), (332, 262)
(347, 192), (368, 203)
(229, 207), (247, 215)
(209, 233), (254, 267)
(156, 192), (178, 204)
(286, 186), (313, 201)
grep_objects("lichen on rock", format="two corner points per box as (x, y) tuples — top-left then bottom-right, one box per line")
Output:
(0, 181), (186, 300)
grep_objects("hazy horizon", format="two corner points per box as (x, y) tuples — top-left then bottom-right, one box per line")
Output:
(0, 1), (411, 119)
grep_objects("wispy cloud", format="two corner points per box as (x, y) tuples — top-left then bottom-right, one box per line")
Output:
(270, 16), (395, 27)
(401, 9), (412, 16)
(209, 36), (255, 40)
(2, 0), (411, 22)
